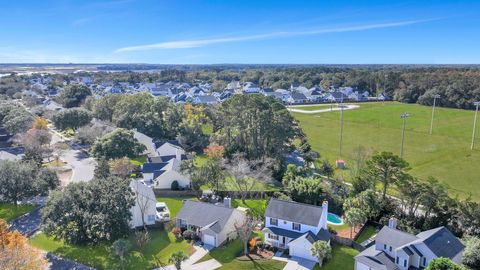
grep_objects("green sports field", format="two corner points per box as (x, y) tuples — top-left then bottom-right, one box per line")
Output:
(291, 102), (480, 200)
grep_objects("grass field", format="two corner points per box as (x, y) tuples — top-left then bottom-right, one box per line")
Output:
(291, 102), (480, 200)
(30, 229), (194, 270)
(355, 225), (377, 243)
(313, 245), (359, 270)
(0, 203), (35, 222)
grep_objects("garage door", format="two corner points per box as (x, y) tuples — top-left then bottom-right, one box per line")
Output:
(203, 234), (216, 246)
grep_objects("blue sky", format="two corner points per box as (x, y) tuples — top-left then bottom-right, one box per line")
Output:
(0, 0), (479, 64)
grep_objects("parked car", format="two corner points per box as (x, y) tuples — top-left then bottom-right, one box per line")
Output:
(155, 202), (171, 222)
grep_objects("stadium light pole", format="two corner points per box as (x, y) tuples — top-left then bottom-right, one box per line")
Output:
(471, 101), (480, 150)
(400, 113), (409, 158)
(339, 93), (345, 157)
(429, 94), (441, 135)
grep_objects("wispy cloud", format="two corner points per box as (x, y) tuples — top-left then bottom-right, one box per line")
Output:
(115, 19), (432, 53)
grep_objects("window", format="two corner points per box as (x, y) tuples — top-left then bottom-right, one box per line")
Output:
(292, 223), (301, 231)
(404, 260), (407, 267)
(389, 246), (392, 252)
(270, 218), (278, 226)
(396, 257), (399, 264)
(423, 257), (427, 266)
(147, 215), (155, 222)
(269, 234), (279, 240)
(384, 244), (387, 250)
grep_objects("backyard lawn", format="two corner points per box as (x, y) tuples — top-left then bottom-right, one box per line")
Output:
(0, 203), (35, 222)
(292, 102), (480, 200)
(156, 195), (196, 218)
(30, 229), (194, 270)
(199, 233), (286, 270)
(130, 156), (148, 167)
(232, 199), (268, 218)
(355, 225), (377, 243)
(313, 245), (359, 270)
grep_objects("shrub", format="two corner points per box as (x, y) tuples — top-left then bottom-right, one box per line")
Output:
(182, 229), (195, 240)
(171, 180), (180, 190)
(171, 227), (182, 240)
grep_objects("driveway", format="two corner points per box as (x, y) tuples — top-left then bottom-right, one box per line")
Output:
(282, 257), (316, 270)
(51, 132), (96, 183)
(162, 244), (221, 270)
(8, 207), (42, 237)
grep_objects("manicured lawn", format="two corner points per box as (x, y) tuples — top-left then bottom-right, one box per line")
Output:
(313, 245), (359, 270)
(199, 232), (286, 270)
(232, 199), (268, 218)
(0, 203), (35, 222)
(292, 102), (480, 200)
(130, 156), (148, 167)
(156, 196), (197, 218)
(355, 225), (377, 243)
(30, 229), (194, 270)
(328, 223), (350, 233)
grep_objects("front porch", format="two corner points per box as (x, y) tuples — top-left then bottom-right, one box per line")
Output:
(262, 226), (304, 250)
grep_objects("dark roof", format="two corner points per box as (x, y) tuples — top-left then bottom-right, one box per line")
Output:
(291, 92), (307, 100)
(176, 200), (243, 233)
(375, 226), (418, 248)
(355, 246), (399, 270)
(142, 162), (168, 173)
(416, 227), (465, 258)
(263, 226), (303, 239)
(265, 199), (324, 227)
(262, 88), (274, 93)
(409, 245), (423, 257)
(315, 228), (331, 242)
(402, 246), (414, 256)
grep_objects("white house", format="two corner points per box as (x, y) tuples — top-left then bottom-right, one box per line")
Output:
(153, 170), (190, 190)
(263, 199), (331, 262)
(355, 217), (465, 270)
(133, 130), (157, 157)
(176, 200), (246, 247)
(242, 82), (261, 93)
(156, 142), (185, 159)
(129, 180), (157, 228)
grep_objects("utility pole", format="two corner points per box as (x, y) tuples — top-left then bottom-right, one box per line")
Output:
(400, 113), (409, 158)
(471, 101), (480, 150)
(429, 94), (440, 135)
(339, 93), (344, 157)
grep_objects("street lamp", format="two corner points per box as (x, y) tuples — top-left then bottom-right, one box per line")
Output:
(471, 101), (480, 150)
(400, 113), (409, 158)
(429, 94), (441, 135)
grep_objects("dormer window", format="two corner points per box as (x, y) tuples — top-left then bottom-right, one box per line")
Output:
(292, 223), (301, 231)
(423, 257), (427, 266)
(270, 218), (278, 226)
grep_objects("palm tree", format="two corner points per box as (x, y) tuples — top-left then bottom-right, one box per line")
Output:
(344, 207), (367, 239)
(112, 239), (130, 261)
(169, 251), (188, 270)
(310, 240), (332, 267)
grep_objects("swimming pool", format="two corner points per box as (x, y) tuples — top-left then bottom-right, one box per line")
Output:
(327, 213), (343, 225)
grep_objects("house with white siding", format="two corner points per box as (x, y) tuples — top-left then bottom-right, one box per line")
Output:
(355, 217), (464, 270)
(262, 199), (330, 262)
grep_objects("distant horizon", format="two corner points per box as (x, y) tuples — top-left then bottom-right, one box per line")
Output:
(1, 1), (479, 64)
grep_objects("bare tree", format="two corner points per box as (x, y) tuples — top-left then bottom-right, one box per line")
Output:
(223, 154), (273, 203)
(234, 214), (259, 256)
(350, 145), (372, 179)
(111, 157), (135, 178)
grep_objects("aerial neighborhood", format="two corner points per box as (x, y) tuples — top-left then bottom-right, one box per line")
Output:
(0, 65), (479, 270)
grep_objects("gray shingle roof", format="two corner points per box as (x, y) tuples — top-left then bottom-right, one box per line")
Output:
(416, 227), (465, 258)
(142, 162), (168, 173)
(263, 226), (303, 239)
(355, 246), (399, 270)
(375, 226), (418, 248)
(176, 200), (242, 233)
(265, 199), (324, 227)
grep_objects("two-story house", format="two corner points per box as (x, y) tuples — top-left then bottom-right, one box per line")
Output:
(263, 199), (331, 262)
(355, 217), (465, 270)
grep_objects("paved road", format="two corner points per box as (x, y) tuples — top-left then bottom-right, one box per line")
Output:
(287, 104), (360, 114)
(51, 132), (96, 183)
(8, 207), (42, 237)
(46, 253), (96, 270)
